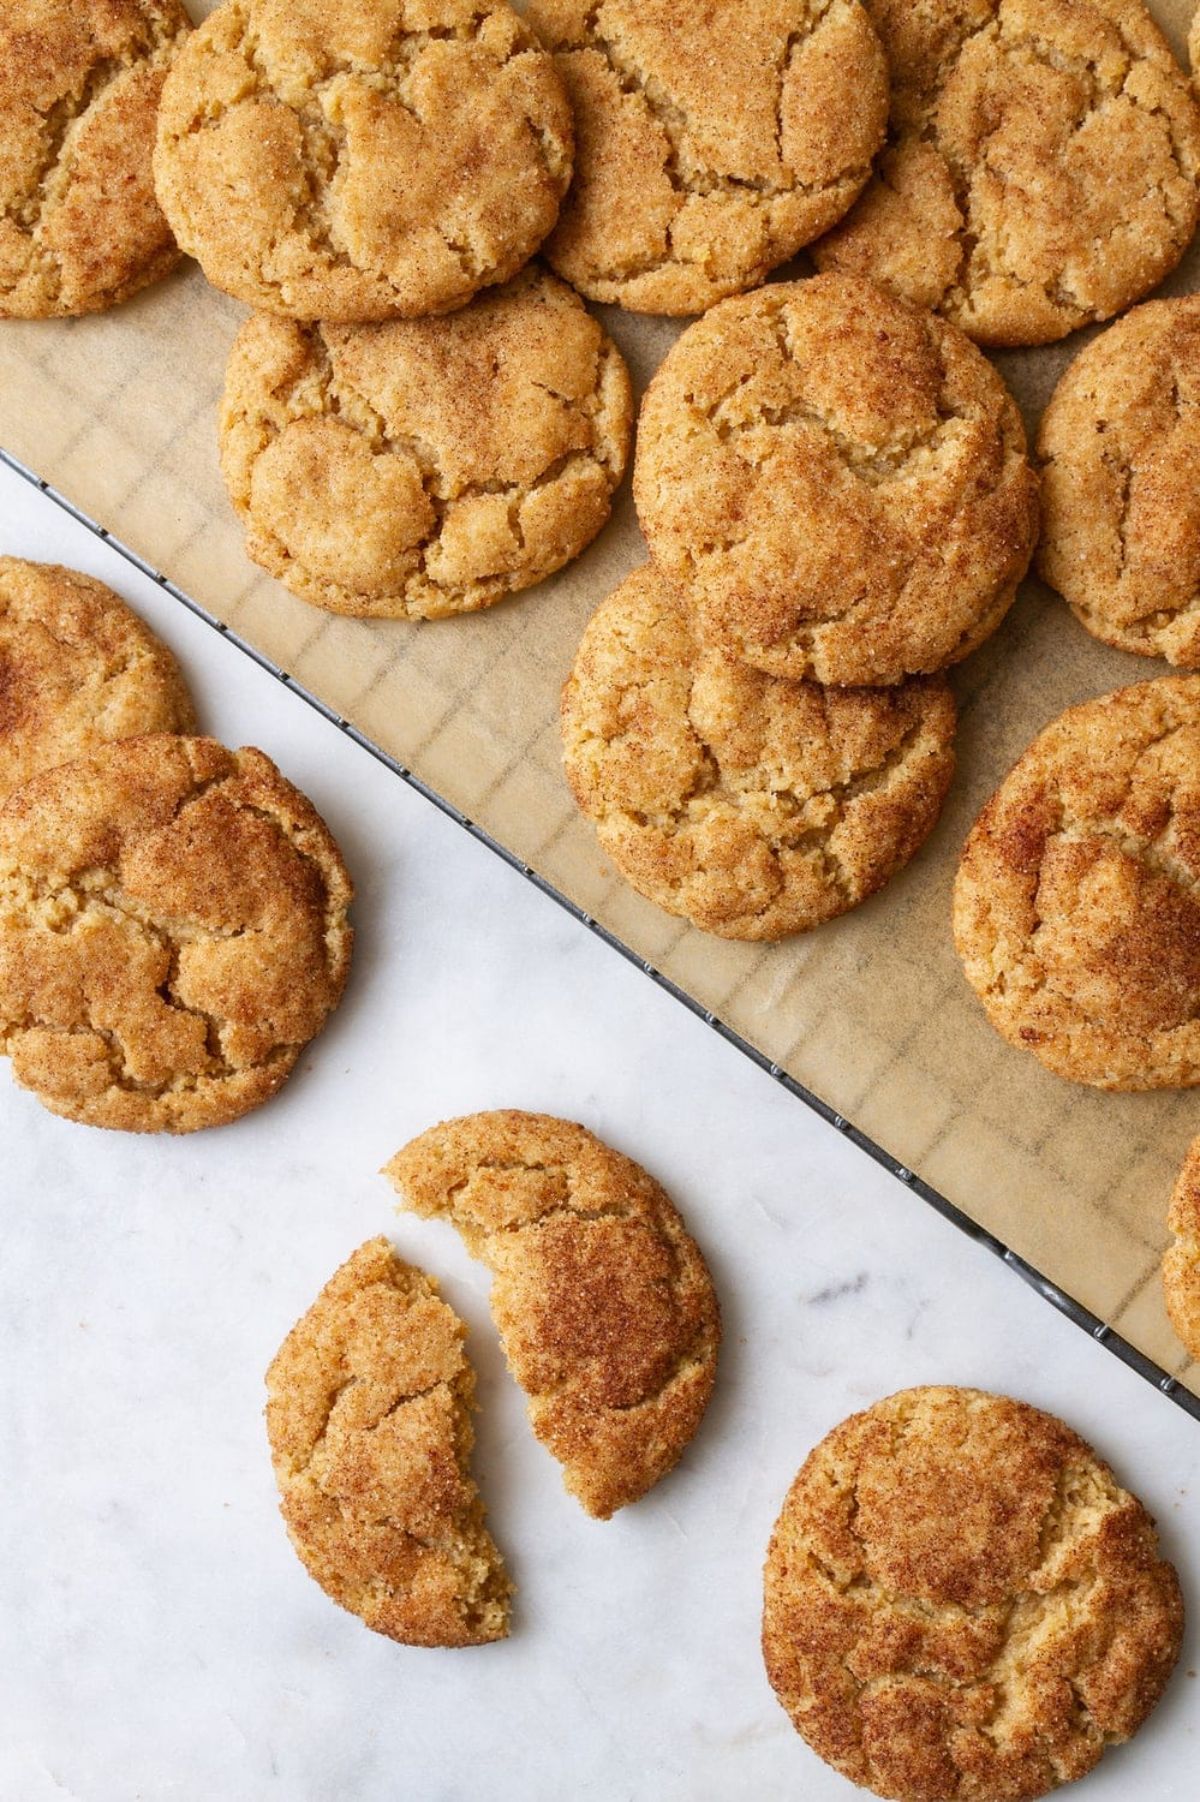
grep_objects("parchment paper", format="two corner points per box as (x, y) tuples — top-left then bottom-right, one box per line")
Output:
(1, 0), (1198, 1399)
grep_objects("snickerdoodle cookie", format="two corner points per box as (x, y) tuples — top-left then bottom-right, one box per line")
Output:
(1163, 1135), (1200, 1363)
(954, 676), (1200, 1089)
(154, 0), (573, 321)
(561, 566), (956, 940)
(0, 558), (196, 803)
(1038, 298), (1200, 666)
(266, 1238), (511, 1647)
(219, 265), (632, 619)
(812, 0), (1200, 348)
(763, 1386), (1184, 1802)
(0, 734), (352, 1132)
(524, 0), (888, 315)
(385, 1110), (720, 1519)
(634, 275), (1039, 687)
(0, 0), (190, 317)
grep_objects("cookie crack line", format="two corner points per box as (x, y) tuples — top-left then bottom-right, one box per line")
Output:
(174, 5), (566, 305)
(569, 0), (847, 206)
(387, 1137), (718, 1436)
(0, 871), (263, 1093)
(840, 2), (1200, 334)
(249, 316), (616, 601)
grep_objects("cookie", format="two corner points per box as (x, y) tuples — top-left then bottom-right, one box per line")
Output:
(1038, 297), (1200, 667)
(561, 566), (957, 941)
(811, 0), (1200, 348)
(954, 676), (1200, 1090)
(154, 0), (573, 322)
(385, 1110), (720, 1520)
(634, 275), (1039, 686)
(1163, 1135), (1200, 1364)
(763, 1386), (1184, 1802)
(0, 558), (196, 803)
(0, 734), (353, 1132)
(524, 0), (888, 316)
(0, 0), (189, 317)
(218, 265), (632, 619)
(265, 1238), (511, 1647)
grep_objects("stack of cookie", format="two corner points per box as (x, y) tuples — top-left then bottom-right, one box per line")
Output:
(0, 555), (355, 1132)
(563, 272), (1040, 940)
(150, 0), (641, 622)
(554, 0), (1200, 945)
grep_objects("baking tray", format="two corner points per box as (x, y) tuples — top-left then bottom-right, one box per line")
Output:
(2, 0), (1198, 1421)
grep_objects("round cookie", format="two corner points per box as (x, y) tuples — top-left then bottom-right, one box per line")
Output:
(1163, 1135), (1200, 1363)
(633, 275), (1040, 687)
(524, 0), (888, 316)
(219, 266), (633, 620)
(0, 734), (353, 1132)
(1038, 298), (1200, 666)
(811, 0), (1200, 348)
(154, 0), (573, 322)
(0, 557), (196, 803)
(954, 676), (1200, 1090)
(561, 566), (957, 941)
(385, 1110), (720, 1520)
(0, 0), (190, 318)
(763, 1386), (1184, 1802)
(266, 1237), (511, 1647)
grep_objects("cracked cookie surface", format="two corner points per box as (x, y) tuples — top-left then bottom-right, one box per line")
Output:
(153, 0), (573, 321)
(524, 0), (888, 315)
(763, 1386), (1184, 1802)
(634, 275), (1039, 686)
(218, 264), (633, 619)
(953, 676), (1200, 1089)
(266, 1237), (511, 1647)
(1038, 297), (1200, 667)
(0, 0), (189, 318)
(385, 1110), (720, 1519)
(561, 566), (957, 940)
(0, 558), (196, 804)
(811, 0), (1200, 348)
(1163, 1134), (1200, 1363)
(0, 733), (353, 1132)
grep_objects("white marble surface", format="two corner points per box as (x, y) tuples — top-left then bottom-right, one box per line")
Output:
(0, 460), (1197, 1802)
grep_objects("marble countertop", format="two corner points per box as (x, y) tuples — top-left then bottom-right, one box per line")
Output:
(1, 461), (1197, 1802)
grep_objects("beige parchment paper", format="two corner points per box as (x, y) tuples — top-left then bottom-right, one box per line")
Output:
(2, 0), (1198, 1400)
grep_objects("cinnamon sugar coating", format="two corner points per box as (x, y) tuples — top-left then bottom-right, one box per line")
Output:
(266, 1238), (511, 1646)
(561, 565), (956, 940)
(0, 734), (352, 1132)
(763, 1386), (1184, 1802)
(385, 1109), (720, 1519)
(633, 275), (1039, 687)
(954, 676), (1200, 1089)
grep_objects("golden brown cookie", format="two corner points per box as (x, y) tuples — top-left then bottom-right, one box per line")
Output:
(0, 734), (353, 1132)
(154, 0), (573, 322)
(763, 1386), (1184, 1802)
(0, 0), (189, 317)
(385, 1110), (720, 1520)
(218, 265), (632, 619)
(1163, 1135), (1200, 1363)
(524, 0), (888, 316)
(1038, 298), (1200, 666)
(561, 566), (957, 941)
(265, 1238), (511, 1647)
(0, 558), (196, 803)
(812, 0), (1200, 348)
(954, 676), (1200, 1090)
(634, 275), (1039, 686)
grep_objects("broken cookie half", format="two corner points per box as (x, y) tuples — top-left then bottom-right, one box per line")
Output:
(265, 1237), (511, 1647)
(384, 1110), (721, 1520)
